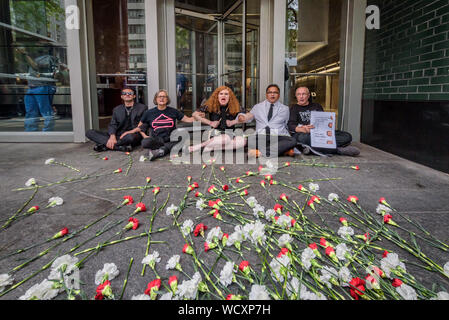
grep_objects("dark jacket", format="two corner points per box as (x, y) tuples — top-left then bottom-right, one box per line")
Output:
(108, 103), (147, 136)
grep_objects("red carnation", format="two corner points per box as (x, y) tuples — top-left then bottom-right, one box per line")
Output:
(134, 202), (146, 213)
(392, 278), (403, 287)
(182, 243), (194, 255)
(239, 261), (250, 275)
(277, 247), (290, 258)
(124, 217), (139, 230)
(52, 227), (69, 239)
(274, 203), (283, 214)
(349, 277), (366, 300)
(123, 195), (134, 205)
(194, 223), (208, 237)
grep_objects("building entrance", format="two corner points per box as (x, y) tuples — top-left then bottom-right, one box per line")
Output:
(175, 0), (260, 115)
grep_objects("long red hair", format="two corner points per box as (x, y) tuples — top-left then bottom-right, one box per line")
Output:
(202, 86), (240, 116)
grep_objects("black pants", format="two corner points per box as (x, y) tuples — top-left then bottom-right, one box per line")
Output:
(141, 136), (181, 154)
(86, 129), (142, 150)
(247, 134), (297, 157)
(293, 130), (352, 154)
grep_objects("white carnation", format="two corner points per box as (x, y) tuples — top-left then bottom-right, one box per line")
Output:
(19, 279), (59, 300)
(308, 183), (319, 192)
(25, 178), (36, 187)
(166, 255), (181, 270)
(381, 252), (406, 278)
(376, 204), (392, 215)
(337, 226), (354, 239)
(48, 196), (63, 207)
(45, 158), (55, 165)
(166, 204), (178, 216)
(181, 219), (194, 236)
(433, 291), (449, 300)
(335, 243), (351, 261)
(219, 261), (235, 287)
(301, 247), (316, 271)
(206, 226), (223, 243)
(249, 284), (270, 300)
(338, 267), (352, 286)
(196, 199), (205, 211)
(178, 272), (201, 299)
(328, 193), (339, 202)
(0, 274), (14, 293)
(142, 251), (161, 268)
(252, 204), (265, 218)
(95, 263), (119, 285)
(246, 196), (258, 208)
(48, 255), (79, 281)
(444, 261), (449, 277)
(396, 283), (417, 300)
(278, 234), (292, 247)
(264, 209), (276, 222)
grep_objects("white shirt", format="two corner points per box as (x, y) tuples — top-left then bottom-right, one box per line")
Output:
(248, 100), (291, 136)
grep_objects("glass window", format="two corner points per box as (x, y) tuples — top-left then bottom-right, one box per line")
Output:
(0, 0), (72, 132)
(92, 0), (148, 130)
(285, 0), (342, 120)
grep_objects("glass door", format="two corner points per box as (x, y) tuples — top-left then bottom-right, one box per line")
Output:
(174, 0), (259, 112)
(222, 3), (244, 104)
(221, 0), (260, 111)
(175, 11), (218, 115)
(90, 0), (148, 130)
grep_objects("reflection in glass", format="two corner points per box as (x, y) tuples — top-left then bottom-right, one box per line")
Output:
(175, 14), (218, 114)
(285, 0), (341, 119)
(0, 0), (72, 132)
(92, 0), (148, 130)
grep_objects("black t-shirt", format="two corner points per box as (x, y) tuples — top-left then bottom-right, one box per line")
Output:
(139, 106), (185, 140)
(200, 104), (243, 133)
(288, 103), (324, 133)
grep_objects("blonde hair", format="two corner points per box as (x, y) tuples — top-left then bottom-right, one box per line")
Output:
(153, 89), (171, 105)
(202, 86), (240, 116)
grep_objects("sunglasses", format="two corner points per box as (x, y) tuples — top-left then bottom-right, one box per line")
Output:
(121, 91), (134, 96)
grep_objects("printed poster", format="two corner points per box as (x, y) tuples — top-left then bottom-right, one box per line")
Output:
(310, 111), (337, 149)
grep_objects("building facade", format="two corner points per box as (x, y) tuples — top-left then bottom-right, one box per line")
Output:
(1, 0), (448, 172)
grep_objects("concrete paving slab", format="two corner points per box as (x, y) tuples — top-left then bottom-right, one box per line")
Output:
(1, 141), (449, 300)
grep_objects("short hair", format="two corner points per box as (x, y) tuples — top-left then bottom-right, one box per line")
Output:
(266, 84), (280, 93)
(122, 86), (136, 94)
(153, 89), (171, 105)
(295, 86), (310, 95)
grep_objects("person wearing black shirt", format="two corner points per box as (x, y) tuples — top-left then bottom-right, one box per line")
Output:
(188, 86), (246, 153)
(127, 90), (195, 161)
(288, 87), (360, 156)
(86, 87), (147, 152)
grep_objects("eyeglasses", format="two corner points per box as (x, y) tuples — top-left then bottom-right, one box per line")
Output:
(267, 91), (280, 95)
(157, 95), (168, 99)
(121, 92), (134, 96)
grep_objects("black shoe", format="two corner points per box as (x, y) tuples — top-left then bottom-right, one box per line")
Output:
(148, 148), (165, 161)
(94, 144), (108, 152)
(336, 145), (360, 157)
(115, 145), (133, 152)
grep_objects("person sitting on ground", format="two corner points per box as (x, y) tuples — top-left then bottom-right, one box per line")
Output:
(127, 89), (195, 161)
(188, 86), (246, 153)
(86, 87), (147, 152)
(288, 86), (360, 156)
(237, 84), (297, 158)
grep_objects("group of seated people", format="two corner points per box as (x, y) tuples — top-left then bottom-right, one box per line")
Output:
(86, 84), (360, 161)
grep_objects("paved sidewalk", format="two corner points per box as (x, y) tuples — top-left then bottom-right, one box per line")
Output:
(0, 141), (448, 300)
